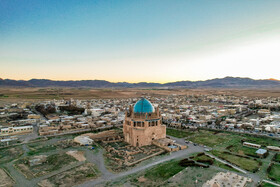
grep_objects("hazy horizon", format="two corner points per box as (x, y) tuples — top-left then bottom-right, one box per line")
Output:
(1, 1), (280, 83)
(0, 76), (279, 84)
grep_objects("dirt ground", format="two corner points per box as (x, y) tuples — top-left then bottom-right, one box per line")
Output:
(0, 168), (14, 187)
(66, 150), (86, 162)
(1, 87), (279, 104)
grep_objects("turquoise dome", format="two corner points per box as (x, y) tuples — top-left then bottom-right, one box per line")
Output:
(133, 98), (154, 113)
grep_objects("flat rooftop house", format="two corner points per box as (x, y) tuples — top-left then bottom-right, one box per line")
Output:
(256, 149), (267, 157)
(243, 142), (261, 149)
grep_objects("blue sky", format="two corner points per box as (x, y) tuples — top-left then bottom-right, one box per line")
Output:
(1, 0), (280, 82)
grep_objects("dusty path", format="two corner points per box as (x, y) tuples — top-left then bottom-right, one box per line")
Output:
(84, 148), (113, 178)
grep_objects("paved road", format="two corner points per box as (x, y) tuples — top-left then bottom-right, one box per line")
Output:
(79, 143), (204, 187)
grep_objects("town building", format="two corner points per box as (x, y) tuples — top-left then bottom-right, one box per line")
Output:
(0, 125), (33, 136)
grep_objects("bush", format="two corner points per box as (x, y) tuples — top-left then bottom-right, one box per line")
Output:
(179, 158), (209, 168)
(226, 145), (233, 150)
(197, 153), (205, 156)
(179, 159), (195, 166)
(196, 159), (214, 165)
(267, 163), (272, 173)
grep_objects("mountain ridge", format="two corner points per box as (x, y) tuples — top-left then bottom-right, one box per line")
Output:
(0, 77), (280, 88)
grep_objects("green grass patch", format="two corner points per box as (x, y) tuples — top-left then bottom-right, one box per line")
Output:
(188, 130), (232, 147)
(166, 128), (195, 138)
(274, 154), (280, 163)
(211, 150), (260, 172)
(227, 144), (258, 157)
(260, 182), (278, 187)
(46, 153), (76, 170)
(193, 129), (280, 148)
(240, 134), (280, 147)
(268, 163), (280, 182)
(144, 159), (185, 181)
(192, 153), (214, 165)
(27, 144), (57, 156)
(193, 154), (212, 162)
(213, 160), (240, 173)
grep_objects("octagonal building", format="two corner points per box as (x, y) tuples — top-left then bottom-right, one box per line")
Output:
(123, 98), (166, 147)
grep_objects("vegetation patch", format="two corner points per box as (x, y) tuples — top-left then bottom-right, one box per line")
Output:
(187, 130), (231, 147)
(227, 144), (258, 157)
(267, 163), (280, 182)
(27, 144), (57, 156)
(166, 128), (195, 138)
(213, 160), (240, 173)
(259, 181), (278, 187)
(273, 154), (280, 163)
(240, 134), (280, 147)
(192, 153), (214, 165)
(143, 159), (185, 183)
(211, 150), (260, 172)
(191, 152), (240, 172)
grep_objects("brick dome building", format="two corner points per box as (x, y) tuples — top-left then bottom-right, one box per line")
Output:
(123, 98), (166, 147)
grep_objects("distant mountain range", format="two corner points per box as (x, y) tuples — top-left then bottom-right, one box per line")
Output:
(1, 77), (280, 88)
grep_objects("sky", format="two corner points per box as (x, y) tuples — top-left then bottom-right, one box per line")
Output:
(0, 0), (280, 83)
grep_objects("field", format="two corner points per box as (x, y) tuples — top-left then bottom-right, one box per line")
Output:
(2, 88), (280, 104)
